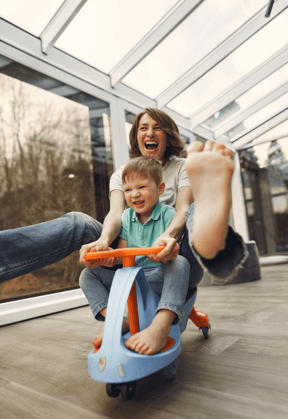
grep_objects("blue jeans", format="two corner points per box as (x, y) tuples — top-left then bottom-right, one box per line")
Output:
(79, 255), (190, 325)
(0, 206), (247, 287)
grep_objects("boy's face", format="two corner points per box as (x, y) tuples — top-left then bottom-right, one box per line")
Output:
(123, 174), (165, 220)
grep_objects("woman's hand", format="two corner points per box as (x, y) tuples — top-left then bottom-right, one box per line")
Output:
(79, 240), (119, 268)
(147, 234), (180, 264)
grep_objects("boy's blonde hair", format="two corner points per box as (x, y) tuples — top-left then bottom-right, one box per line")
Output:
(122, 157), (163, 186)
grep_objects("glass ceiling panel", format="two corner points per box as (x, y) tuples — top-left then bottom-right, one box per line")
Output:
(222, 91), (288, 142)
(168, 8), (288, 117)
(122, 0), (268, 98)
(0, 0), (64, 36)
(203, 62), (288, 131)
(55, 0), (178, 74)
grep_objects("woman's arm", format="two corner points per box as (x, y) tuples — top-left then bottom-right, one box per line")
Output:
(79, 189), (125, 267)
(148, 186), (193, 264)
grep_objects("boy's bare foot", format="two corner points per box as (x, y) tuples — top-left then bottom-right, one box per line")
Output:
(185, 140), (234, 260)
(92, 317), (130, 348)
(125, 310), (175, 355)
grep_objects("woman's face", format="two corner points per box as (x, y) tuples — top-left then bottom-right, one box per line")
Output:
(137, 113), (167, 164)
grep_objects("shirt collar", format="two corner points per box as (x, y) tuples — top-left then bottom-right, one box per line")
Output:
(132, 201), (162, 223)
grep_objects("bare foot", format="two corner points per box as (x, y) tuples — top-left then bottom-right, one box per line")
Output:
(185, 140), (234, 260)
(125, 310), (175, 355)
(92, 317), (130, 349)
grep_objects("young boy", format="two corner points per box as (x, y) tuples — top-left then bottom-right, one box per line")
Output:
(79, 157), (190, 355)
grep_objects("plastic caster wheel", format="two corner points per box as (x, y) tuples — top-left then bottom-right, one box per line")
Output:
(162, 358), (178, 381)
(200, 322), (211, 338)
(121, 381), (136, 401)
(106, 383), (121, 398)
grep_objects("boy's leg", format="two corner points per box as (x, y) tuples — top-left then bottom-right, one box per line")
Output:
(0, 212), (102, 284)
(79, 267), (129, 348)
(184, 141), (248, 284)
(79, 267), (114, 347)
(125, 256), (190, 355)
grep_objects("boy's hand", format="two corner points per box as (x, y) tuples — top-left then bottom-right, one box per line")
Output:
(148, 235), (179, 264)
(79, 240), (119, 268)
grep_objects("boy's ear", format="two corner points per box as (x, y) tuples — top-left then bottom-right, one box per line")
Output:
(158, 182), (165, 195)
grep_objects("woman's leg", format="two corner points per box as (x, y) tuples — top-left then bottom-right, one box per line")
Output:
(181, 140), (250, 286)
(0, 212), (102, 284)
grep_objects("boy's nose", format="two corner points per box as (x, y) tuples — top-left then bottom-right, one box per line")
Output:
(132, 190), (140, 197)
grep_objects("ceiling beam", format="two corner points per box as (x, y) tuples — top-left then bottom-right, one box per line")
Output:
(156, 0), (287, 109)
(190, 44), (288, 128)
(0, 18), (156, 109)
(233, 107), (288, 150)
(109, 0), (204, 87)
(40, 0), (88, 54)
(214, 81), (288, 139)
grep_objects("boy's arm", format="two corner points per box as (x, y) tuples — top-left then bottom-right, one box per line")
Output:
(148, 186), (192, 264)
(79, 190), (125, 268)
(117, 238), (128, 249)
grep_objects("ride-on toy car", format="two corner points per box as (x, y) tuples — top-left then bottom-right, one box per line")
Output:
(84, 247), (210, 400)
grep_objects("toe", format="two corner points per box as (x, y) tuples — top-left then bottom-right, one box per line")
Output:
(203, 140), (215, 151)
(187, 141), (204, 153)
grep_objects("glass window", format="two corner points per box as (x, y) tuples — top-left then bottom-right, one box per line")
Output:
(55, 0), (178, 74)
(123, 0), (268, 98)
(0, 0), (64, 36)
(168, 8), (288, 117)
(239, 119), (288, 255)
(0, 59), (113, 302)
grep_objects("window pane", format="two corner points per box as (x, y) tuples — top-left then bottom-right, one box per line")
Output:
(55, 0), (178, 74)
(0, 0), (64, 36)
(0, 60), (113, 302)
(239, 119), (288, 255)
(123, 0), (268, 98)
(168, 8), (288, 117)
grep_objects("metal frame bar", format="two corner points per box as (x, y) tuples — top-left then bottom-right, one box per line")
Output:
(0, 289), (88, 326)
(214, 81), (288, 139)
(190, 44), (288, 129)
(239, 133), (288, 150)
(156, 0), (287, 110)
(233, 107), (288, 150)
(109, 0), (204, 87)
(40, 0), (88, 54)
(231, 153), (250, 242)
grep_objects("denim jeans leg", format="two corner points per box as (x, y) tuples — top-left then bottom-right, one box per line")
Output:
(185, 203), (248, 284)
(0, 211), (103, 284)
(145, 255), (190, 325)
(79, 267), (115, 320)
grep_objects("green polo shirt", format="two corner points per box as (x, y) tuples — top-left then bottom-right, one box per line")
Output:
(120, 201), (175, 268)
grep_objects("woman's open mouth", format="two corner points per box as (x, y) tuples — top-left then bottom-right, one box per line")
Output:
(144, 141), (158, 150)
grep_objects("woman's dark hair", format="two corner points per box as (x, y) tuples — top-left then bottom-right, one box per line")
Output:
(129, 108), (185, 159)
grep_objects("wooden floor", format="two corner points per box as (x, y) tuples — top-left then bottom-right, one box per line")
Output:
(1, 264), (288, 419)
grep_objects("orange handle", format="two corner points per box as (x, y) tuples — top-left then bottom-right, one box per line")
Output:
(84, 246), (165, 263)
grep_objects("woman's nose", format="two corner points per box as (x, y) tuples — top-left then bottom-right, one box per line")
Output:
(147, 127), (154, 137)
